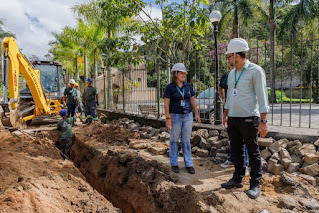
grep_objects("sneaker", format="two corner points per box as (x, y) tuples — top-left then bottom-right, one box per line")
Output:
(245, 167), (250, 176)
(221, 160), (234, 168)
(171, 166), (179, 173)
(186, 167), (195, 174)
(244, 185), (260, 199)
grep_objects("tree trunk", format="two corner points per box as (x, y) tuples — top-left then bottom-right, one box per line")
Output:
(84, 52), (88, 81)
(75, 56), (79, 83)
(94, 51), (98, 89)
(233, 0), (239, 38)
(107, 49), (113, 108)
(270, 0), (277, 103)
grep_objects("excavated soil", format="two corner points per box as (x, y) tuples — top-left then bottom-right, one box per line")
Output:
(70, 123), (211, 213)
(70, 122), (319, 213)
(2, 121), (319, 213)
(0, 130), (119, 213)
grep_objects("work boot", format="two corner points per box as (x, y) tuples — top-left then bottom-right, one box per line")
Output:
(221, 179), (243, 189)
(244, 185), (260, 199)
(186, 166), (195, 174)
(171, 166), (179, 173)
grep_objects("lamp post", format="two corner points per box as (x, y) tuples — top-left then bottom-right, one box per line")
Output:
(209, 10), (222, 125)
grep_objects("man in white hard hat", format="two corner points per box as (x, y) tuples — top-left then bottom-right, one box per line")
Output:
(221, 38), (269, 199)
(63, 79), (79, 119)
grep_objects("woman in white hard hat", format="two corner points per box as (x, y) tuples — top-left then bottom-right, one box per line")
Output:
(163, 63), (201, 174)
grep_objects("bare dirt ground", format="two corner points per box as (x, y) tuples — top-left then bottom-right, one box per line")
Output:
(0, 129), (119, 213)
(71, 122), (319, 213)
(1, 120), (319, 213)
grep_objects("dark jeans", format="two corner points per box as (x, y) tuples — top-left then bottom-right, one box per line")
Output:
(229, 144), (249, 166)
(67, 103), (76, 118)
(60, 138), (73, 158)
(228, 116), (262, 187)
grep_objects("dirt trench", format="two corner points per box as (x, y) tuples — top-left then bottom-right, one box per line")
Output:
(66, 123), (213, 213)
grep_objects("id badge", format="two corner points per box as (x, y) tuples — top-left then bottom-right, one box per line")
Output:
(180, 100), (185, 106)
(232, 88), (238, 96)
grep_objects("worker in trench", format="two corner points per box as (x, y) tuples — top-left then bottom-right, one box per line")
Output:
(82, 78), (99, 124)
(163, 63), (201, 174)
(222, 38), (269, 199)
(57, 109), (76, 158)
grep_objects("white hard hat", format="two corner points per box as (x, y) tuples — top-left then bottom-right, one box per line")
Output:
(171, 63), (187, 73)
(225, 38), (250, 54)
(70, 79), (75, 84)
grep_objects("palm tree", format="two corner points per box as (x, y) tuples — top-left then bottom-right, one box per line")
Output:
(214, 0), (268, 38)
(278, 0), (319, 38)
(72, 0), (144, 108)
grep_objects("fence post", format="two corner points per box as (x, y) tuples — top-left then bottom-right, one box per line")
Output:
(122, 69), (125, 112)
(103, 68), (107, 109)
(157, 57), (160, 119)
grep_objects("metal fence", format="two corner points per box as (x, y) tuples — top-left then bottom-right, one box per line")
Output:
(97, 33), (319, 129)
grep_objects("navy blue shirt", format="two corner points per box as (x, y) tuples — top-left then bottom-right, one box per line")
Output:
(163, 82), (195, 114)
(219, 71), (229, 100)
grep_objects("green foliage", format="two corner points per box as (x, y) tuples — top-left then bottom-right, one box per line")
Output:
(268, 90), (313, 103)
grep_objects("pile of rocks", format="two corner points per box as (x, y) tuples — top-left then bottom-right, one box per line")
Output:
(260, 137), (319, 186)
(112, 118), (319, 186)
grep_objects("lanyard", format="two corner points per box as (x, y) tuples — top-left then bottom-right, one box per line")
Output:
(176, 86), (185, 100)
(234, 68), (245, 88)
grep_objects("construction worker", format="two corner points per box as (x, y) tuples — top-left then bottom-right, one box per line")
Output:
(74, 83), (84, 122)
(222, 38), (269, 199)
(163, 63), (200, 174)
(82, 78), (99, 123)
(63, 79), (78, 118)
(57, 109), (76, 158)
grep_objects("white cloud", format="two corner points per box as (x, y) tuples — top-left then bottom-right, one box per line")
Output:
(138, 4), (162, 21)
(0, 0), (83, 58)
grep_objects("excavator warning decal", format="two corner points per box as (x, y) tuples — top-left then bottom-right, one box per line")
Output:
(14, 74), (17, 87)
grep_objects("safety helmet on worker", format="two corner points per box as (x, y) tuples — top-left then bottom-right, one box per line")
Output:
(87, 78), (93, 82)
(225, 38), (250, 55)
(69, 79), (76, 84)
(171, 63), (187, 74)
(59, 109), (67, 117)
(74, 83), (79, 87)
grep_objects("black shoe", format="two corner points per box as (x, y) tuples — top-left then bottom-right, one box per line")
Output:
(171, 166), (179, 173)
(186, 167), (195, 174)
(221, 179), (243, 189)
(244, 186), (260, 199)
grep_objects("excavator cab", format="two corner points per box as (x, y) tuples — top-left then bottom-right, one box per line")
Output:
(19, 61), (65, 100)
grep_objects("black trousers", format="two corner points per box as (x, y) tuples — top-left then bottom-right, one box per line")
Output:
(227, 116), (262, 187)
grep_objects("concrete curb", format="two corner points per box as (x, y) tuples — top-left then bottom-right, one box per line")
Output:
(97, 109), (319, 143)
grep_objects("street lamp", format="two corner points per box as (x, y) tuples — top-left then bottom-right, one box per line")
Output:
(209, 10), (222, 125)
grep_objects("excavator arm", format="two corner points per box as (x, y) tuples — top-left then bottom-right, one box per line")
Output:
(1, 37), (61, 128)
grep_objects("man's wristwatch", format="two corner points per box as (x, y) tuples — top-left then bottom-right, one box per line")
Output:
(261, 119), (268, 123)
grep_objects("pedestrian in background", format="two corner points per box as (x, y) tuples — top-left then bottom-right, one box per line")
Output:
(222, 38), (269, 199)
(163, 63), (201, 174)
(74, 83), (84, 122)
(63, 79), (78, 118)
(82, 78), (99, 124)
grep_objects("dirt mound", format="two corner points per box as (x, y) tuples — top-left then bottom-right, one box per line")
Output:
(82, 123), (140, 144)
(0, 130), (119, 213)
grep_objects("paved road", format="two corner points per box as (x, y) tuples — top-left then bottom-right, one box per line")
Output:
(268, 103), (319, 129)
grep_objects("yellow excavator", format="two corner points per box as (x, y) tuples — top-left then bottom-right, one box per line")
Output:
(0, 37), (63, 129)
